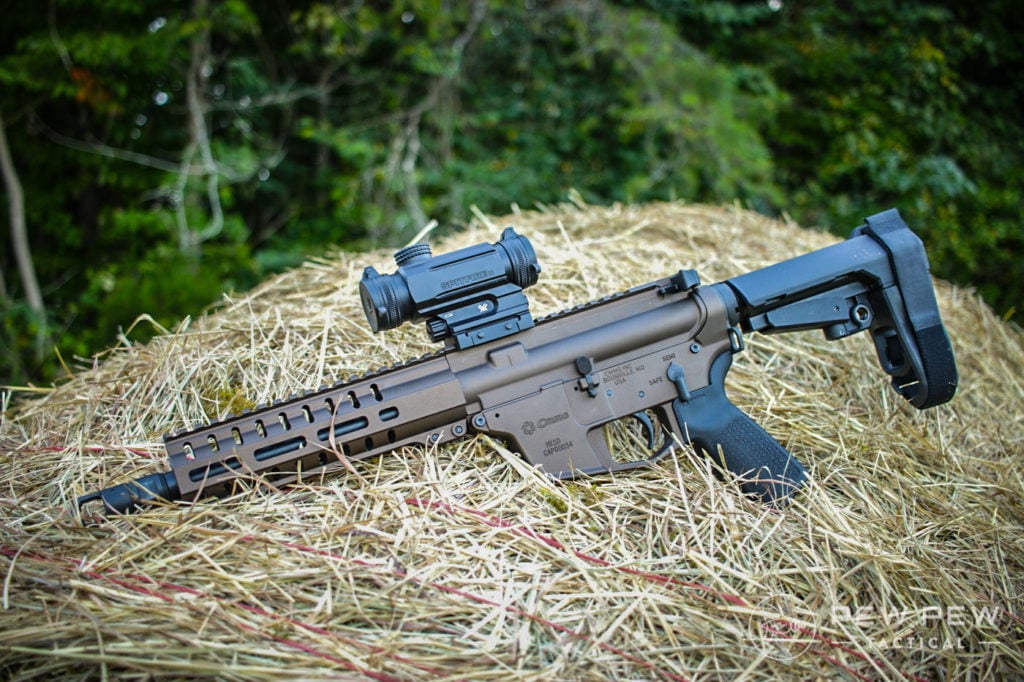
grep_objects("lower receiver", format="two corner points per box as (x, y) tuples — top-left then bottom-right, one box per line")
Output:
(77, 210), (957, 516)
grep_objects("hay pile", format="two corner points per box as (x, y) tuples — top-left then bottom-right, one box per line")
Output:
(2, 201), (1022, 680)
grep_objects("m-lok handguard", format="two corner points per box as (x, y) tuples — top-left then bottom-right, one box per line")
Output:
(77, 209), (956, 516)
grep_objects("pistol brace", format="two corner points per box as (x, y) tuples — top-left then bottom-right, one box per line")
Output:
(718, 209), (957, 410)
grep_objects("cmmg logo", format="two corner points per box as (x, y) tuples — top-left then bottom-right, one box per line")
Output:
(538, 412), (569, 429)
(521, 412), (569, 436)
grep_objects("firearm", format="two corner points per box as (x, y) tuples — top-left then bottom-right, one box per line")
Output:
(77, 209), (957, 516)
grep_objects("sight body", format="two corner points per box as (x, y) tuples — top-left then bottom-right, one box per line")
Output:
(359, 226), (540, 346)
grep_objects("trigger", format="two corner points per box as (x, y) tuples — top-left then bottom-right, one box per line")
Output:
(631, 411), (657, 450)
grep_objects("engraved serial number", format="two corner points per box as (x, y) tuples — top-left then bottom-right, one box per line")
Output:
(543, 437), (573, 458)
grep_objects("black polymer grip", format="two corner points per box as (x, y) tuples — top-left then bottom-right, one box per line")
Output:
(673, 352), (808, 504)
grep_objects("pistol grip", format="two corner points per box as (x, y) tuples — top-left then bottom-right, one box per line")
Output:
(673, 353), (807, 504)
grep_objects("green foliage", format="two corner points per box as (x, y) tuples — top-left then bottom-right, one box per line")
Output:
(666, 0), (1023, 318)
(1, 0), (1021, 385)
(0, 301), (48, 384)
(80, 242), (257, 351)
(334, 1), (783, 231)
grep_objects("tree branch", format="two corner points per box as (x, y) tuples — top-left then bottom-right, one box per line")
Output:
(33, 117), (183, 173)
(378, 0), (488, 239)
(47, 0), (73, 73)
(0, 113), (44, 316)
(183, 0), (223, 249)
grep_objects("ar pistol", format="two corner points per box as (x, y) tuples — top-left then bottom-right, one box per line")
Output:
(78, 209), (957, 516)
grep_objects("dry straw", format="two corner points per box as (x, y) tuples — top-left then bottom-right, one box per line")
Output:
(2, 201), (1022, 680)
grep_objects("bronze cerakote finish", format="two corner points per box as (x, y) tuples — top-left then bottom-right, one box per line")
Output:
(164, 274), (724, 499)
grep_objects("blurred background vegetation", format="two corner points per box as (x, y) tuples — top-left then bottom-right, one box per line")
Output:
(1, 0), (1021, 385)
